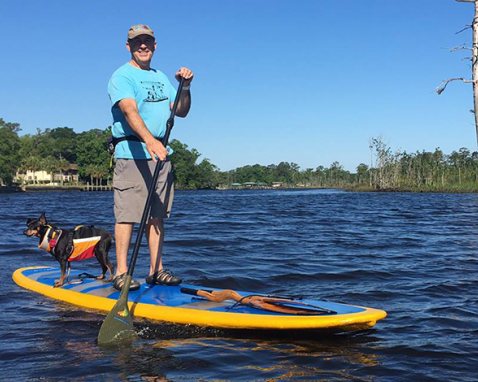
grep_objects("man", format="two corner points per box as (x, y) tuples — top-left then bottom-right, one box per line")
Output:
(108, 24), (193, 291)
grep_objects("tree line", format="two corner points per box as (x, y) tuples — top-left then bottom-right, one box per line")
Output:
(1, 118), (478, 192)
(0, 118), (221, 189)
(365, 137), (478, 192)
(217, 138), (478, 192)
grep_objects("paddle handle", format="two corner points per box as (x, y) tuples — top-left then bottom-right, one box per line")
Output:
(127, 78), (185, 277)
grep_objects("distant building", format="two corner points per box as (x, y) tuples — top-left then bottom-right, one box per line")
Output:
(15, 169), (52, 184)
(15, 164), (79, 184)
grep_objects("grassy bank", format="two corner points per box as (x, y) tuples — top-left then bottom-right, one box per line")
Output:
(345, 183), (478, 193)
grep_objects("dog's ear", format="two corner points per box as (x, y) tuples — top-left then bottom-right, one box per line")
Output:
(39, 212), (47, 225)
(26, 218), (35, 225)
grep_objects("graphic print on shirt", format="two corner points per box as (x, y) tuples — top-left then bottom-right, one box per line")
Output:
(141, 81), (168, 102)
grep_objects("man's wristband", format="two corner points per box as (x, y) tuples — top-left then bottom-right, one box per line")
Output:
(182, 85), (190, 91)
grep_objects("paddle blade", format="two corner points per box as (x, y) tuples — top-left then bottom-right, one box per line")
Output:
(97, 276), (137, 346)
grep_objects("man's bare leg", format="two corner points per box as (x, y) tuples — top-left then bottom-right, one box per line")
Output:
(146, 218), (164, 276)
(114, 222), (133, 276)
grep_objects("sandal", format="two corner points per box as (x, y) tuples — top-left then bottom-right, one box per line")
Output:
(146, 269), (182, 286)
(113, 273), (140, 291)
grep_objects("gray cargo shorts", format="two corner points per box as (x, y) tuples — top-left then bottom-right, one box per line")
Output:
(113, 159), (174, 223)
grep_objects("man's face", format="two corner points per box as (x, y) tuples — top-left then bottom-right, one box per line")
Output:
(127, 35), (156, 64)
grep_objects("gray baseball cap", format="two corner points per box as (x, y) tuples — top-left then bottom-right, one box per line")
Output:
(127, 24), (155, 40)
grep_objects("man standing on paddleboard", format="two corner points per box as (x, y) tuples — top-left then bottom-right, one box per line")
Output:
(107, 24), (193, 291)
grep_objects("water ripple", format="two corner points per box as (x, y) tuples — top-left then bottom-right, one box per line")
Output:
(1, 190), (477, 380)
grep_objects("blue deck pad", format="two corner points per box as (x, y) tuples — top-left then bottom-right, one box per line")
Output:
(22, 267), (364, 316)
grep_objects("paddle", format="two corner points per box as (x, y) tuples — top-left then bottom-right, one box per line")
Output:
(180, 287), (337, 315)
(98, 78), (185, 346)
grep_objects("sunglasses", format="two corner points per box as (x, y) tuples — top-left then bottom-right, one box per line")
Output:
(128, 36), (156, 49)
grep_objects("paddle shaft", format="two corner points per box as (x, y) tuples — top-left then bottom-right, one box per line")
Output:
(127, 77), (185, 278)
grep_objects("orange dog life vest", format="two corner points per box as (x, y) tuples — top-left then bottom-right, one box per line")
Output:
(39, 225), (101, 261)
(69, 236), (101, 261)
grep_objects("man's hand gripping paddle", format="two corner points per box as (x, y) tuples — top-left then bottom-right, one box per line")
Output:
(98, 78), (185, 346)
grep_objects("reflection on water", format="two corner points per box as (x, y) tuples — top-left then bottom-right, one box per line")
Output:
(112, 334), (383, 381)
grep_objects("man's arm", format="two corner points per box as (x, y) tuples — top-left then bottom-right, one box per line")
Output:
(118, 98), (168, 161)
(175, 89), (191, 118)
(174, 67), (194, 117)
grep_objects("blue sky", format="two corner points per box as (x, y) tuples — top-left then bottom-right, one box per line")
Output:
(0, 0), (474, 171)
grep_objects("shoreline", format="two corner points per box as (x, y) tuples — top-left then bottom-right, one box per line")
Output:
(0, 184), (113, 193)
(2, 184), (478, 194)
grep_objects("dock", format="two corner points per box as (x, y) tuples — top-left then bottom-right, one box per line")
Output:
(82, 184), (112, 192)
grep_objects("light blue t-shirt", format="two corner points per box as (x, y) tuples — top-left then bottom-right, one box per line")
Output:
(108, 62), (177, 159)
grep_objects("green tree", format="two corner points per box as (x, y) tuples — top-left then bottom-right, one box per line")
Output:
(231, 164), (273, 184)
(194, 159), (220, 189)
(301, 168), (315, 185)
(0, 119), (21, 185)
(18, 155), (44, 184)
(274, 162), (295, 184)
(43, 156), (70, 186)
(48, 127), (78, 162)
(169, 139), (202, 188)
(356, 163), (369, 185)
(169, 140), (222, 189)
(76, 129), (111, 184)
(18, 134), (36, 160)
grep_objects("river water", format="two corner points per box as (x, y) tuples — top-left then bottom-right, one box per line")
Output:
(0, 189), (476, 381)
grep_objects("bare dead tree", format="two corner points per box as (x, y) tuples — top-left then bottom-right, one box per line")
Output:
(437, 0), (478, 146)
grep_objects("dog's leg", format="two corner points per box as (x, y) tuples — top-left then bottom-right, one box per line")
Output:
(95, 235), (114, 281)
(55, 261), (67, 287)
(104, 235), (114, 281)
(94, 246), (107, 280)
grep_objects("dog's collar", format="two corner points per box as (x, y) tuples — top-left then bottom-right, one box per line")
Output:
(39, 226), (62, 253)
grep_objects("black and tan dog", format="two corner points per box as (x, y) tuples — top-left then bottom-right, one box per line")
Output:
(24, 212), (114, 287)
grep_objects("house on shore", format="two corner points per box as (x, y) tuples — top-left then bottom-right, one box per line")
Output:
(15, 164), (79, 185)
